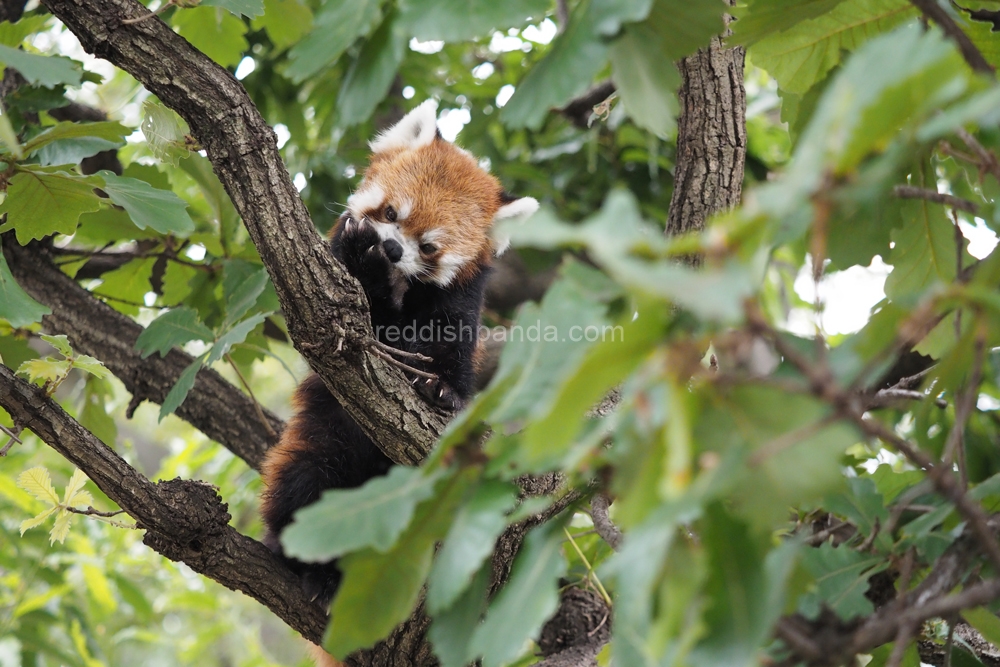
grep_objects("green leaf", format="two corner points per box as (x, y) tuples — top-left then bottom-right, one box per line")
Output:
(609, 22), (680, 139)
(337, 14), (406, 128)
(159, 354), (206, 420)
(202, 0), (264, 19)
(0, 241), (49, 328)
(730, 0), (848, 46)
(250, 0), (313, 50)
(799, 542), (886, 620)
(70, 355), (111, 380)
(17, 357), (70, 384)
(283, 466), (444, 561)
(205, 312), (268, 365)
(93, 257), (156, 317)
(398, 0), (548, 41)
(749, 0), (917, 95)
(426, 480), (518, 613)
(221, 261), (269, 327)
(429, 563), (491, 667)
(500, 0), (608, 131)
(135, 307), (214, 359)
(285, 0), (382, 83)
(172, 6), (249, 68)
(23, 120), (131, 154)
(140, 100), (191, 166)
(0, 44), (82, 87)
(80, 376), (117, 446)
(0, 168), (102, 243)
(0, 16), (52, 49)
(884, 198), (964, 299)
(823, 477), (891, 551)
(35, 137), (120, 167)
(962, 607), (1000, 649)
(0, 109), (22, 159)
(469, 519), (568, 667)
(641, 0), (724, 59)
(687, 507), (772, 667)
(97, 171), (196, 236)
(39, 333), (71, 355)
(17, 466), (59, 504)
(324, 472), (468, 658)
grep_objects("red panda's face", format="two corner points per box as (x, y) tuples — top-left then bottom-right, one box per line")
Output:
(343, 100), (538, 287)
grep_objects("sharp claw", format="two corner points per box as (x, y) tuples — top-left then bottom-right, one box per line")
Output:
(344, 218), (353, 231)
(411, 377), (420, 386)
(424, 378), (433, 385)
(438, 388), (444, 398)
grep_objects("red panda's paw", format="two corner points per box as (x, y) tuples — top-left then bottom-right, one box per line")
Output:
(413, 375), (464, 411)
(340, 218), (389, 276)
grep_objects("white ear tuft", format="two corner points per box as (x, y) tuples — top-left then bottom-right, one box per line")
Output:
(491, 196), (539, 256)
(369, 100), (439, 153)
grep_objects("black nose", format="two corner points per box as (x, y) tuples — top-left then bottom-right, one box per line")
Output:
(382, 239), (403, 263)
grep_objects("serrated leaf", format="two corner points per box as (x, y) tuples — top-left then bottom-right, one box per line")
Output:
(398, 0), (548, 41)
(71, 355), (111, 379)
(40, 334), (72, 357)
(468, 519), (567, 667)
(80, 376), (117, 446)
(337, 14), (406, 127)
(0, 168), (102, 243)
(500, 0), (608, 131)
(172, 6), (249, 68)
(222, 264), (268, 327)
(0, 16), (52, 49)
(426, 480), (518, 613)
(324, 472), (468, 658)
(285, 0), (381, 82)
(94, 257), (156, 317)
(428, 563), (491, 667)
(202, 0), (264, 18)
(0, 241), (49, 328)
(62, 468), (89, 505)
(799, 542), (886, 620)
(283, 466), (444, 561)
(730, 0), (848, 46)
(140, 100), (191, 166)
(159, 354), (206, 421)
(97, 171), (195, 236)
(749, 0), (916, 95)
(251, 0), (313, 51)
(0, 44), (82, 87)
(17, 357), (70, 384)
(49, 508), (72, 544)
(19, 506), (57, 535)
(610, 22), (680, 139)
(205, 312), (268, 365)
(23, 120), (130, 154)
(884, 198), (966, 299)
(136, 307), (214, 359)
(17, 466), (58, 504)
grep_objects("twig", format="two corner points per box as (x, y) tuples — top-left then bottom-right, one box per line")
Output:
(369, 347), (438, 381)
(121, 0), (173, 24)
(866, 387), (947, 410)
(775, 617), (824, 662)
(805, 518), (851, 546)
(563, 527), (613, 606)
(910, 0), (995, 75)
(893, 185), (978, 213)
(556, 0), (569, 33)
(369, 339), (434, 363)
(957, 127), (1000, 182)
(859, 517), (881, 552)
(225, 353), (278, 439)
(886, 623), (915, 667)
(942, 329), (986, 489)
(0, 422), (23, 456)
(589, 493), (622, 552)
(65, 505), (127, 518)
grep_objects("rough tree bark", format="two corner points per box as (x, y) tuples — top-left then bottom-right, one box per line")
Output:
(0, 1), (750, 665)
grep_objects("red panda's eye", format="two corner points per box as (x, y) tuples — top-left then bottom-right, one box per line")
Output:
(385, 205), (397, 222)
(419, 243), (437, 255)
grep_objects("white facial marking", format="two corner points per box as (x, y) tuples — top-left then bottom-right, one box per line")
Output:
(369, 99), (439, 153)
(368, 220), (422, 278)
(397, 197), (414, 221)
(491, 196), (539, 256)
(421, 228), (446, 244)
(347, 184), (385, 219)
(434, 252), (472, 287)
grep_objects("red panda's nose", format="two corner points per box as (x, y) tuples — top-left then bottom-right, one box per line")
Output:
(382, 239), (403, 263)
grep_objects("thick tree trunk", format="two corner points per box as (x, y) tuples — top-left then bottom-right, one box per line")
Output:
(666, 22), (746, 240)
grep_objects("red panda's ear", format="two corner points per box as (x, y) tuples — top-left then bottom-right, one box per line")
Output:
(369, 100), (439, 153)
(491, 196), (539, 256)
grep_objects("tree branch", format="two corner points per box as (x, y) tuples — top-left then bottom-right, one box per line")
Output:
(911, 0), (995, 75)
(893, 185), (979, 213)
(3, 239), (281, 471)
(0, 363), (328, 643)
(41, 0), (448, 467)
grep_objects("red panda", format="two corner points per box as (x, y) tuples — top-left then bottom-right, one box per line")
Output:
(259, 100), (538, 607)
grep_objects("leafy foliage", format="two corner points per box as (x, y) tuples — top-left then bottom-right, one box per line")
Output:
(3, 1), (1000, 666)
